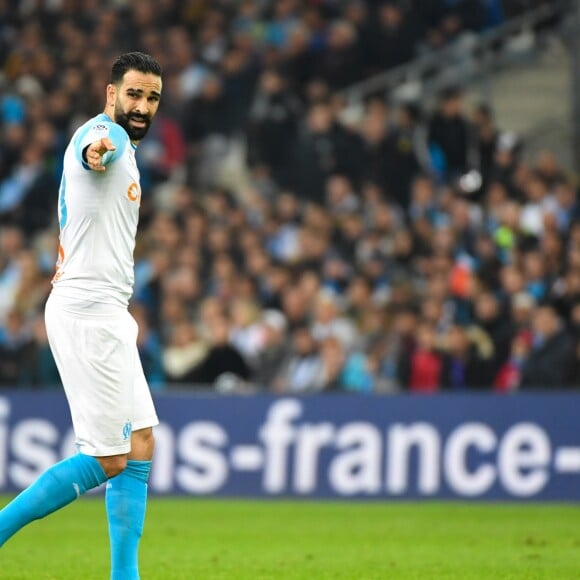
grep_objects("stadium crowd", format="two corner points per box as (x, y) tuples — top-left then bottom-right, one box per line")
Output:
(0, 0), (578, 393)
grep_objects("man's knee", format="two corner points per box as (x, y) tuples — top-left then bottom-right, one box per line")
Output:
(98, 455), (128, 478)
(130, 427), (155, 460)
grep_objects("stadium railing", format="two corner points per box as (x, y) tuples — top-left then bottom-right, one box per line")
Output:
(338, 0), (574, 107)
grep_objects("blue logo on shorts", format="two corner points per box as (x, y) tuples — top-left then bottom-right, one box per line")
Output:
(122, 421), (132, 441)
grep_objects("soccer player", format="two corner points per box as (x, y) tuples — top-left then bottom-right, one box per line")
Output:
(0, 52), (162, 580)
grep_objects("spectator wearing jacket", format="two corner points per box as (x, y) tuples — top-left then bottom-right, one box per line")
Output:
(520, 304), (576, 389)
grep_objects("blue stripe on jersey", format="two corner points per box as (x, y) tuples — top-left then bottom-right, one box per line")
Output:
(73, 123), (93, 170)
(58, 174), (67, 229)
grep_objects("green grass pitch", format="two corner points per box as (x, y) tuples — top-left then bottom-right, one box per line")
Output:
(1, 497), (579, 579)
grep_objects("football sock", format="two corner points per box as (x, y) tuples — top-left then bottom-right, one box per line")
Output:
(106, 459), (152, 580)
(0, 453), (107, 547)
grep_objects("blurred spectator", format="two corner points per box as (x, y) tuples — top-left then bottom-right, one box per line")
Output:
(281, 285), (310, 331)
(274, 326), (324, 393)
(292, 101), (358, 203)
(509, 292), (536, 335)
(254, 309), (290, 388)
(488, 131), (522, 194)
(0, 226), (25, 324)
(183, 75), (232, 187)
(132, 304), (165, 390)
(398, 322), (443, 393)
(439, 0), (487, 39)
(494, 332), (529, 392)
(519, 172), (558, 237)
(187, 315), (251, 386)
(553, 179), (580, 231)
(520, 304), (576, 389)
(341, 347), (381, 393)
(265, 0), (300, 49)
(383, 305), (419, 387)
(0, 144), (57, 235)
(246, 68), (302, 187)
(137, 113), (186, 186)
(317, 336), (347, 390)
(162, 320), (208, 385)
(229, 298), (263, 366)
(383, 103), (423, 207)
(282, 23), (315, 93)
(472, 104), (498, 187)
(366, 2), (418, 73)
(311, 290), (357, 350)
(428, 87), (473, 180)
(473, 290), (514, 373)
(314, 20), (363, 90)
(0, 309), (34, 385)
(440, 324), (495, 390)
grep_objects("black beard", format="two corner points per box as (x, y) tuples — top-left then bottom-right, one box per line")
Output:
(115, 110), (151, 141)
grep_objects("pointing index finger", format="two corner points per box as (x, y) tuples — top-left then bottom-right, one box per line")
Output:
(101, 137), (116, 152)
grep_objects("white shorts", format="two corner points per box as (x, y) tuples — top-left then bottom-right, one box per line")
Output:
(45, 293), (159, 457)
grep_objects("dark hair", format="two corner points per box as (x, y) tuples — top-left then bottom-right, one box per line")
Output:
(110, 52), (162, 85)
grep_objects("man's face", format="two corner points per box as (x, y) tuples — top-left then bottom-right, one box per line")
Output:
(532, 308), (558, 339)
(109, 70), (162, 142)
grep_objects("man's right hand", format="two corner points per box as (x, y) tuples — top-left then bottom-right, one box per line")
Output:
(84, 137), (116, 172)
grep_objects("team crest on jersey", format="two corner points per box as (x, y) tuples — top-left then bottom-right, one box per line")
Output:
(127, 182), (141, 204)
(122, 421), (132, 441)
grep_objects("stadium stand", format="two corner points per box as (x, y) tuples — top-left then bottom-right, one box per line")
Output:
(0, 0), (578, 392)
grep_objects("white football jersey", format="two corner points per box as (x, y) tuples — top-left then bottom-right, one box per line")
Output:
(51, 113), (142, 307)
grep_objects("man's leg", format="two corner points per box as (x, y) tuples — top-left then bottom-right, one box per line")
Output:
(106, 427), (154, 580)
(0, 452), (124, 547)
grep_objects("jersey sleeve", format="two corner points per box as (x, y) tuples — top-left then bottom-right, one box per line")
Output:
(73, 121), (128, 170)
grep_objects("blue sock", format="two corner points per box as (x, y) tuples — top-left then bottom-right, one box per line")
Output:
(0, 453), (107, 547)
(106, 460), (151, 580)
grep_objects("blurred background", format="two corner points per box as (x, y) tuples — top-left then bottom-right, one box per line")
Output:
(0, 0), (579, 397)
